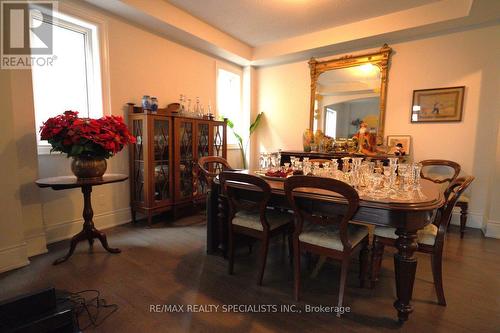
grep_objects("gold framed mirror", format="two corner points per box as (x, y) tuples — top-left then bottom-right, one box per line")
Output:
(309, 44), (392, 146)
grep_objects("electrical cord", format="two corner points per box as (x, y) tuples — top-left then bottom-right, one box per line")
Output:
(57, 289), (118, 330)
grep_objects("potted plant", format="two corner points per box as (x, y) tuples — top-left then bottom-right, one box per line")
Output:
(40, 110), (136, 180)
(227, 112), (263, 169)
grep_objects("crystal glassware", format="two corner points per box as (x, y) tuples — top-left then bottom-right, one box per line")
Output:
(259, 152), (266, 171)
(397, 164), (411, 199)
(341, 157), (350, 173)
(413, 162), (422, 189)
(303, 160), (312, 175)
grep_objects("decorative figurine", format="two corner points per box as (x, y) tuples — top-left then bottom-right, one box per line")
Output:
(394, 143), (406, 156)
(352, 121), (376, 155)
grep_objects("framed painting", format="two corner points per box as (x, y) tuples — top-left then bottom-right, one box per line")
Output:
(411, 86), (465, 123)
(387, 135), (411, 156)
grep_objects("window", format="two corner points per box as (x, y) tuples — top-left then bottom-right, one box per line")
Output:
(325, 108), (337, 138)
(217, 67), (242, 145)
(31, 9), (103, 153)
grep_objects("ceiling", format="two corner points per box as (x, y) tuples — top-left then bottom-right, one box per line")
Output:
(167, 0), (438, 46)
(84, 0), (500, 66)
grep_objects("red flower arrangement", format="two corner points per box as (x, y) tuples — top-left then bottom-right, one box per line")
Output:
(40, 111), (136, 159)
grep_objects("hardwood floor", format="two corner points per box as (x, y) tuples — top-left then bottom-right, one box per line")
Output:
(1, 214), (499, 333)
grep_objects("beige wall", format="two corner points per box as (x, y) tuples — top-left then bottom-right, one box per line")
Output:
(0, 71), (31, 272)
(254, 24), (500, 234)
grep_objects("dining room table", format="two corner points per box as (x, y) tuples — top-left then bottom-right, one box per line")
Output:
(206, 170), (445, 323)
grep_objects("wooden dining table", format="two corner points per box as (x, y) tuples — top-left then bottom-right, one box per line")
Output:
(206, 170), (445, 323)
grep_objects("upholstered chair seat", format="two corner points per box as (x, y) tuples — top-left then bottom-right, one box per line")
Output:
(373, 224), (438, 246)
(233, 210), (291, 231)
(299, 224), (369, 251)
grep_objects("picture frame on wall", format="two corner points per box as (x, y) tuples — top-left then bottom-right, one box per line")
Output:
(387, 135), (411, 156)
(411, 86), (465, 123)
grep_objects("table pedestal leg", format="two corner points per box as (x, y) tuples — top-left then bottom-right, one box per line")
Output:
(393, 229), (418, 322)
(53, 185), (121, 265)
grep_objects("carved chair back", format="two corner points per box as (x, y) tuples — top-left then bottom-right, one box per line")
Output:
(419, 159), (461, 189)
(197, 156), (233, 189)
(219, 172), (272, 231)
(435, 176), (474, 244)
(284, 175), (359, 250)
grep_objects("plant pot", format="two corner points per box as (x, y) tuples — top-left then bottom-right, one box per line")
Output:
(71, 156), (107, 180)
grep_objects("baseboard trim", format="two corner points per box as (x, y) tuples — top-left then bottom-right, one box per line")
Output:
(484, 220), (500, 239)
(25, 232), (48, 258)
(44, 207), (132, 244)
(0, 243), (30, 274)
(450, 209), (484, 229)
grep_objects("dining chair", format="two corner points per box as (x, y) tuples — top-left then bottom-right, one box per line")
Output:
(219, 171), (294, 285)
(420, 159), (469, 238)
(371, 176), (474, 305)
(197, 156), (233, 190)
(284, 176), (369, 317)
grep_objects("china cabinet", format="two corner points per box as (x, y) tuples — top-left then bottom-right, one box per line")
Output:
(128, 106), (227, 225)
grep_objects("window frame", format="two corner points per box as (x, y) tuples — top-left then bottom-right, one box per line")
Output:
(324, 107), (337, 138)
(31, 2), (110, 155)
(216, 62), (244, 149)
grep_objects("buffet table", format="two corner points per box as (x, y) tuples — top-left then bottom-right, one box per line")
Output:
(279, 150), (393, 165)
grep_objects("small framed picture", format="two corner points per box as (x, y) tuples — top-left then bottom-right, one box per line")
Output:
(411, 86), (465, 123)
(387, 135), (411, 156)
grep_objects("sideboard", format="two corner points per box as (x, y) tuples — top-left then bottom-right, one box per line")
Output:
(280, 150), (393, 165)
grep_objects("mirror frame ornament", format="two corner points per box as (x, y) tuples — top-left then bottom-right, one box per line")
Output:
(309, 44), (392, 145)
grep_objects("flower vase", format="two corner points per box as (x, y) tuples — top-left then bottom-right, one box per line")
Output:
(71, 156), (107, 180)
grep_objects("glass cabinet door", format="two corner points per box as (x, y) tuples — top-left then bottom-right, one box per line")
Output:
(132, 119), (145, 203)
(213, 123), (225, 158)
(153, 118), (170, 203)
(196, 122), (210, 195)
(212, 123), (226, 174)
(178, 120), (194, 200)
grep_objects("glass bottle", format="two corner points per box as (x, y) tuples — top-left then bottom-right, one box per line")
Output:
(179, 94), (185, 114)
(187, 98), (192, 117)
(195, 97), (202, 118)
(207, 100), (213, 119)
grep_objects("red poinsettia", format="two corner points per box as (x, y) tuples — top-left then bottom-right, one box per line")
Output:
(40, 111), (136, 158)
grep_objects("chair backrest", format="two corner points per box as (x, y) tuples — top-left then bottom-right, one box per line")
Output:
(435, 176), (474, 242)
(284, 175), (360, 250)
(219, 172), (272, 230)
(197, 156), (233, 187)
(419, 159), (461, 186)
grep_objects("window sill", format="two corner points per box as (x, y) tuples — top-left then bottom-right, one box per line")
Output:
(37, 146), (67, 157)
(227, 144), (241, 150)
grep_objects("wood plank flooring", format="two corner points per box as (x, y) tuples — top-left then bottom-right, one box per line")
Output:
(1, 213), (499, 333)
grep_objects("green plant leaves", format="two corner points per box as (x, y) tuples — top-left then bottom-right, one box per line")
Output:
(249, 112), (264, 134)
(226, 112), (264, 169)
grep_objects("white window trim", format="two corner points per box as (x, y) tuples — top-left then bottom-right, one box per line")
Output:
(324, 108), (337, 138)
(34, 2), (111, 155)
(216, 61), (244, 150)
